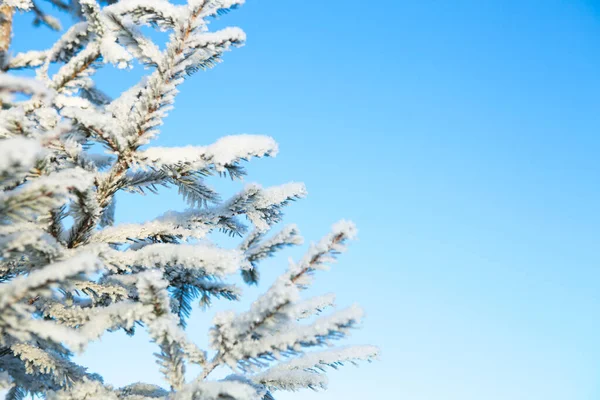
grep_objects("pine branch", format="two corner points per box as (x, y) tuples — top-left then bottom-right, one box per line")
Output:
(31, 1), (62, 31)
(50, 42), (101, 93)
(168, 269), (241, 327)
(241, 225), (303, 285)
(5, 385), (27, 400)
(202, 221), (358, 379)
(0, 1), (377, 396)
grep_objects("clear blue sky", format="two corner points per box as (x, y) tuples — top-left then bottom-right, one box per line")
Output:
(10, 0), (600, 399)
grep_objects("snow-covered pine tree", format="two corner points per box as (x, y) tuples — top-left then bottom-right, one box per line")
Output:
(0, 0), (379, 398)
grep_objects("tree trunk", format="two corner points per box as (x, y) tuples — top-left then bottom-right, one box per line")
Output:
(0, 5), (13, 53)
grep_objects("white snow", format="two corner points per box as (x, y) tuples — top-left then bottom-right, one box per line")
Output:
(108, 243), (247, 276)
(139, 134), (278, 172)
(0, 137), (44, 174)
(3, 0), (32, 10)
(172, 380), (262, 400)
(290, 293), (336, 320)
(0, 252), (102, 309)
(253, 368), (328, 391)
(0, 74), (54, 100)
(0, 1), (376, 397)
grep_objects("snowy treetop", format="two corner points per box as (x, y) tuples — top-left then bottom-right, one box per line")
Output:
(0, 0), (378, 398)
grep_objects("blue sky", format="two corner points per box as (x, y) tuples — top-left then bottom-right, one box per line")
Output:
(9, 0), (600, 399)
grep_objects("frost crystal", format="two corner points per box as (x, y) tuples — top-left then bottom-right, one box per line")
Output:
(0, 0), (377, 398)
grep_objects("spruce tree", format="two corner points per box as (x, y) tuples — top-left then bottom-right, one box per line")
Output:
(0, 1), (378, 398)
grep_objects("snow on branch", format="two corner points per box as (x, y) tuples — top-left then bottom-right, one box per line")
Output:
(91, 219), (209, 244)
(249, 345), (378, 394)
(7, 50), (48, 70)
(106, 243), (247, 276)
(72, 280), (128, 303)
(203, 220), (365, 381)
(116, 382), (169, 399)
(0, 137), (44, 174)
(289, 293), (336, 320)
(173, 379), (263, 400)
(78, 0), (104, 35)
(0, 168), (93, 223)
(61, 106), (126, 152)
(218, 220), (355, 346)
(40, 22), (90, 75)
(180, 27), (246, 75)
(209, 276), (300, 354)
(0, 252), (102, 310)
(105, 0), (183, 31)
(46, 378), (117, 400)
(10, 343), (88, 387)
(241, 183), (307, 231)
(0, 137), (45, 188)
(104, 12), (162, 68)
(0, 225), (64, 267)
(156, 182), (307, 236)
(0, 108), (31, 139)
(289, 220), (357, 288)
(126, 135), (281, 210)
(41, 300), (145, 339)
(133, 270), (207, 389)
(193, 0), (246, 20)
(252, 368), (328, 392)
(9, 318), (88, 352)
(277, 345), (379, 372)
(126, 25), (246, 146)
(139, 134), (278, 173)
(240, 224), (303, 284)
(223, 305), (365, 372)
(78, 0), (135, 70)
(50, 42), (101, 94)
(3, 0), (32, 9)
(0, 74), (54, 101)
(166, 268), (241, 327)
(0, 0), (377, 397)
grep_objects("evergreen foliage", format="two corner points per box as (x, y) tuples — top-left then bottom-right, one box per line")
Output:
(0, 0), (378, 398)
